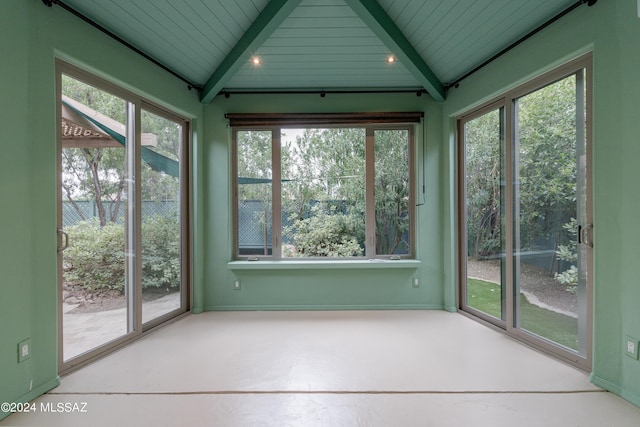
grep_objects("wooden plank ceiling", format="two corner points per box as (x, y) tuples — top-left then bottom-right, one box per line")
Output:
(60, 0), (579, 102)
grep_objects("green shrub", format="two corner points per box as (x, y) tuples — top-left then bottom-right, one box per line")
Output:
(141, 214), (180, 290)
(554, 218), (578, 292)
(65, 219), (126, 291)
(64, 215), (180, 292)
(285, 206), (363, 257)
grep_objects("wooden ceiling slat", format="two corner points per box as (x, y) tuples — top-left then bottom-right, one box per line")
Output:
(269, 27), (377, 38)
(262, 36), (380, 48)
(61, 0), (580, 99)
(200, 0), (304, 103)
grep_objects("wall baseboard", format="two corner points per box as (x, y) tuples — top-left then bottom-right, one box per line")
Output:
(590, 373), (640, 409)
(0, 376), (61, 421)
(204, 304), (444, 311)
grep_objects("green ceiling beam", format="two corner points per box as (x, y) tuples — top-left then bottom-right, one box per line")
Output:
(199, 0), (302, 104)
(344, 0), (446, 102)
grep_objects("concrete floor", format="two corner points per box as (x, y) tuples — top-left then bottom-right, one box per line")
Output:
(63, 293), (181, 360)
(3, 310), (640, 426)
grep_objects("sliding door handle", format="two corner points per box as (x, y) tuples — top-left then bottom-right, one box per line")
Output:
(579, 224), (593, 248)
(57, 229), (69, 253)
(578, 225), (582, 244)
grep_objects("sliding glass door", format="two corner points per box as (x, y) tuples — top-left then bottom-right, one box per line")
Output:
(58, 79), (132, 361)
(460, 106), (506, 323)
(57, 62), (189, 372)
(140, 107), (186, 324)
(459, 55), (592, 368)
(514, 72), (589, 354)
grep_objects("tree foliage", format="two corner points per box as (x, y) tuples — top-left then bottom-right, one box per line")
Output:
(61, 76), (182, 293)
(281, 128), (366, 254)
(61, 76), (181, 226)
(237, 126), (411, 257)
(517, 77), (577, 249)
(374, 130), (410, 254)
(464, 109), (502, 258)
(465, 75), (580, 285)
(62, 75), (127, 226)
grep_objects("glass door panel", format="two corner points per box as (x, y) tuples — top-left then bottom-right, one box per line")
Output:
(140, 109), (184, 324)
(513, 72), (587, 356)
(59, 75), (132, 361)
(462, 108), (505, 322)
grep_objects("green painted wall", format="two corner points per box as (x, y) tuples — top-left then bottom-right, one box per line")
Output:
(442, 0), (640, 407)
(203, 93), (445, 310)
(2, 0), (640, 418)
(0, 0), (203, 419)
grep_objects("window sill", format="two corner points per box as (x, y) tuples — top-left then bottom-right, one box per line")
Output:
(227, 259), (421, 270)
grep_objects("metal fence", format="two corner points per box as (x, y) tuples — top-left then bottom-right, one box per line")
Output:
(237, 200), (273, 253)
(62, 200), (179, 227)
(65, 200), (409, 255)
(238, 199), (360, 254)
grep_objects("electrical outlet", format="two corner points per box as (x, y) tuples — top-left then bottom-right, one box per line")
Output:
(412, 277), (420, 288)
(234, 280), (241, 290)
(625, 335), (639, 360)
(18, 339), (31, 363)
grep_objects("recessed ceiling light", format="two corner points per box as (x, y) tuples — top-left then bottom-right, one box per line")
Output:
(252, 56), (261, 66)
(387, 55), (396, 64)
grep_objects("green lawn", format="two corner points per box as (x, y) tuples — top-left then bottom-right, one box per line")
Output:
(467, 278), (578, 350)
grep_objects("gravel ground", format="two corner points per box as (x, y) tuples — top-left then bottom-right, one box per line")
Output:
(466, 258), (577, 316)
(63, 283), (173, 314)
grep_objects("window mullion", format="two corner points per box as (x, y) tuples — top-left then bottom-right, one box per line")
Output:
(124, 101), (142, 333)
(133, 104), (143, 332)
(365, 127), (376, 257)
(504, 102), (515, 332)
(272, 128), (282, 258)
